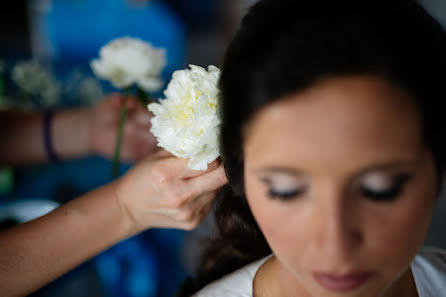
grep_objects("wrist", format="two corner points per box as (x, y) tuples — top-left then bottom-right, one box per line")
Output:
(53, 108), (93, 159)
(83, 107), (97, 156)
(111, 179), (143, 236)
(42, 111), (60, 163)
(62, 182), (139, 250)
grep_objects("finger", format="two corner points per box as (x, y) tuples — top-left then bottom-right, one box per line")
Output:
(135, 149), (171, 167)
(150, 153), (195, 178)
(183, 191), (216, 229)
(196, 199), (214, 223)
(181, 159), (221, 179)
(134, 108), (153, 127)
(142, 191), (215, 217)
(141, 190), (216, 230)
(108, 94), (124, 108)
(169, 191), (215, 226)
(152, 149), (174, 159)
(125, 96), (138, 109)
(184, 164), (228, 195)
(138, 133), (160, 155)
(186, 189), (217, 211)
(147, 152), (222, 184)
(109, 94), (120, 105)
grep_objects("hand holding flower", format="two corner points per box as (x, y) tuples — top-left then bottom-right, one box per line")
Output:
(115, 150), (228, 232)
(91, 37), (166, 177)
(88, 94), (159, 162)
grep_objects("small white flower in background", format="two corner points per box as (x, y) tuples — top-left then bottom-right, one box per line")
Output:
(64, 70), (105, 106)
(78, 77), (105, 105)
(91, 37), (166, 92)
(148, 65), (221, 170)
(12, 60), (61, 108)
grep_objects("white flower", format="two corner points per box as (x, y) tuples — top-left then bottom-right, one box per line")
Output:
(11, 60), (61, 107)
(91, 37), (166, 92)
(148, 65), (221, 170)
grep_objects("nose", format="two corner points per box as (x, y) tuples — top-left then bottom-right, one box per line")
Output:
(312, 191), (363, 264)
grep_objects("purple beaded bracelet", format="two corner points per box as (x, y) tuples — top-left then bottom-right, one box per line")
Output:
(43, 111), (60, 163)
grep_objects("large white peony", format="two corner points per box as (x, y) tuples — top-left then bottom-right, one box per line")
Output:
(148, 65), (221, 170)
(91, 37), (166, 92)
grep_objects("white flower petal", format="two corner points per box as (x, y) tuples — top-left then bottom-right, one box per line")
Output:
(148, 65), (221, 170)
(137, 77), (163, 92)
(91, 37), (166, 91)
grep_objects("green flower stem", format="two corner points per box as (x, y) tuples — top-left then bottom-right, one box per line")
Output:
(136, 87), (152, 105)
(111, 105), (128, 178)
(110, 87), (152, 178)
(111, 88), (131, 178)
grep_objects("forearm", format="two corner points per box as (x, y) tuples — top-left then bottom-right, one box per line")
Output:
(0, 111), (46, 165)
(0, 109), (92, 166)
(0, 182), (135, 297)
(52, 108), (92, 161)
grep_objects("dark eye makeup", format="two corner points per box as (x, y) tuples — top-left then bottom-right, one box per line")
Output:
(359, 174), (413, 202)
(261, 176), (307, 200)
(268, 188), (306, 200)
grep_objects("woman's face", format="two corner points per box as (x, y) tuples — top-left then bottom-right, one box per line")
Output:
(243, 76), (437, 297)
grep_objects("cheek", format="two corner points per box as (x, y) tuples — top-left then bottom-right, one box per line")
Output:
(366, 178), (436, 271)
(244, 176), (308, 259)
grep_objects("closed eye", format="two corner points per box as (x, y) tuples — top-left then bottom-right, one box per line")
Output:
(259, 175), (308, 201)
(360, 174), (412, 202)
(267, 187), (307, 200)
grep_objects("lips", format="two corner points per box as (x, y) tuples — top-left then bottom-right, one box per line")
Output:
(312, 271), (373, 292)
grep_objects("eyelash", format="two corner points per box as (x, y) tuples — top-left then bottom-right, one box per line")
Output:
(267, 188), (306, 200)
(360, 174), (413, 202)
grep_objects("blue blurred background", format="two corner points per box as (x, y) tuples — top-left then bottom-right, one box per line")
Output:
(1, 0), (446, 296)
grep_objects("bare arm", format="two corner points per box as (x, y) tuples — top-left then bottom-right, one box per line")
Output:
(0, 108), (91, 165)
(0, 94), (157, 166)
(0, 150), (227, 297)
(0, 182), (131, 297)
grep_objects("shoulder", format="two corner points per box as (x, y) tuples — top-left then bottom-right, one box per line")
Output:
(412, 247), (446, 296)
(192, 256), (272, 297)
(413, 247), (446, 273)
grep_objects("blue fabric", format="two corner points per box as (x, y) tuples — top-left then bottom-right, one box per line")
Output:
(46, 0), (186, 81)
(96, 229), (186, 297)
(96, 237), (160, 297)
(14, 156), (120, 200)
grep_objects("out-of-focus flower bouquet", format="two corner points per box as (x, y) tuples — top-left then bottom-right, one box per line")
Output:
(91, 37), (166, 177)
(0, 59), (105, 111)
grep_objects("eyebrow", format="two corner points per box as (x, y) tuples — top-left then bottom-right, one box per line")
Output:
(354, 159), (421, 176)
(253, 159), (421, 177)
(253, 167), (303, 176)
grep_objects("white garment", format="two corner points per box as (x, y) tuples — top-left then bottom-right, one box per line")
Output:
(193, 247), (446, 297)
(412, 247), (446, 296)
